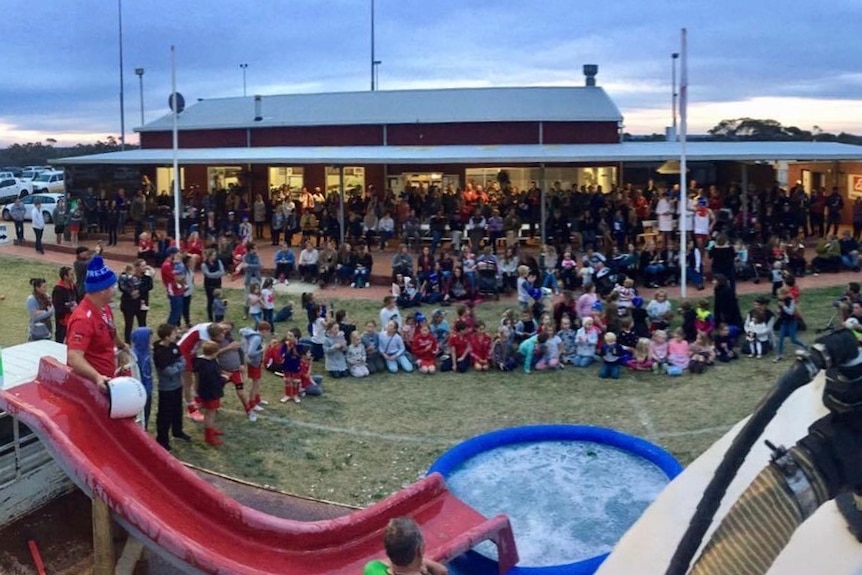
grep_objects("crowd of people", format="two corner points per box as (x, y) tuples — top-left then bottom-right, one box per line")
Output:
(17, 175), (862, 455)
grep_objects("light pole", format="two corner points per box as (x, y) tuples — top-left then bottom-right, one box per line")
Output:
(135, 68), (145, 126)
(370, 0), (376, 90)
(671, 52), (679, 141)
(118, 0), (126, 150)
(240, 63), (248, 97)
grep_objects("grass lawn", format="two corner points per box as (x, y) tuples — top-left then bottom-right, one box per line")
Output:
(0, 254), (845, 507)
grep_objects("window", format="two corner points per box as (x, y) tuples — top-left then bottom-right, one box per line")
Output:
(325, 166), (365, 195)
(268, 167), (305, 197)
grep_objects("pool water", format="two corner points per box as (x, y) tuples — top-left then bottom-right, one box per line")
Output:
(446, 440), (671, 567)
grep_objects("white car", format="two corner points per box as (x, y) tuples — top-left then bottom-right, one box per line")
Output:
(30, 171), (65, 194)
(1, 193), (64, 223)
(0, 178), (32, 203)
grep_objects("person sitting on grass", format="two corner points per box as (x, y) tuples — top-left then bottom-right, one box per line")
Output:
(626, 338), (654, 372)
(666, 328), (691, 376)
(444, 321), (472, 373)
(492, 326), (518, 372)
(598, 332), (623, 380)
(573, 317), (599, 368)
(535, 326), (561, 371)
(345, 331), (370, 378)
(412, 319), (439, 375)
(363, 517), (448, 575)
(649, 329), (669, 373)
(557, 315), (578, 366)
(518, 331), (549, 374)
(714, 322), (739, 362)
(469, 320), (492, 371)
(323, 320), (349, 378)
(379, 320), (413, 374)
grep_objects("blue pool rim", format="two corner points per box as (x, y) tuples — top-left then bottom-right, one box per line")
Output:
(428, 424), (684, 575)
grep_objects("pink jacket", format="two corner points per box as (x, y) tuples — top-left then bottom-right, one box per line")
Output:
(668, 339), (691, 369)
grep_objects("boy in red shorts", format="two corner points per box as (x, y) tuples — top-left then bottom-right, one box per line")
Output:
(216, 323), (255, 421)
(194, 341), (226, 446)
(240, 321), (271, 415)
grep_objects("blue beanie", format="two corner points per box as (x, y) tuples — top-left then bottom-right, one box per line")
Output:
(85, 255), (117, 293)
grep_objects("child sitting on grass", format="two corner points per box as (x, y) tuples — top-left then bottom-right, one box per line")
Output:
(573, 317), (600, 367)
(361, 320), (386, 373)
(346, 331), (370, 378)
(667, 328), (690, 376)
(626, 338), (654, 372)
(412, 319), (439, 375)
(535, 327), (561, 371)
(444, 321), (472, 373)
(714, 322), (739, 362)
(557, 316), (578, 366)
(322, 320), (349, 378)
(689, 331), (716, 374)
(649, 329), (669, 373)
(492, 326), (517, 372)
(598, 332), (623, 380)
(469, 320), (492, 371)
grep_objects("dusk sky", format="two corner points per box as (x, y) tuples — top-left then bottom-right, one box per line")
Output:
(3, 0), (861, 147)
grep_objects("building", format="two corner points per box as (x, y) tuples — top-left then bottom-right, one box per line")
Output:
(55, 67), (862, 219)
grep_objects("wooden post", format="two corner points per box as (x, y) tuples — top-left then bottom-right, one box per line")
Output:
(92, 495), (115, 575)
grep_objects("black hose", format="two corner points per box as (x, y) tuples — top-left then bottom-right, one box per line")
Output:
(664, 360), (816, 575)
(687, 446), (830, 575)
(665, 329), (859, 575)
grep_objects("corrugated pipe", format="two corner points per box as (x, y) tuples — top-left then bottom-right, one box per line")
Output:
(689, 446), (830, 575)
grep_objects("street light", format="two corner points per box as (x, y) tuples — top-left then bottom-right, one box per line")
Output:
(118, 0), (126, 150)
(240, 63), (248, 97)
(373, 60), (382, 91)
(135, 68), (145, 126)
(671, 52), (679, 141)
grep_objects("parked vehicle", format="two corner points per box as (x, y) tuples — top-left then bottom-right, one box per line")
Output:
(0, 178), (32, 203)
(29, 170), (65, 194)
(1, 193), (64, 223)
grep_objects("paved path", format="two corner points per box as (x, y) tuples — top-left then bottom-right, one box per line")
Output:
(0, 223), (853, 303)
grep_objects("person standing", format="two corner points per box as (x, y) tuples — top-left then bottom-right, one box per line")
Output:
(52, 197), (67, 245)
(160, 247), (185, 327)
(26, 278), (54, 341)
(66, 255), (129, 389)
(31, 199), (46, 254)
(202, 249), (225, 322)
(10, 197), (26, 246)
(51, 266), (78, 343)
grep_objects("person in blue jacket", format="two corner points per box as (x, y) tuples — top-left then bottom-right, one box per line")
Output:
(131, 326), (154, 429)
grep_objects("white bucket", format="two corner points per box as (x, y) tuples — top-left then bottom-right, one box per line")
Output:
(107, 376), (147, 419)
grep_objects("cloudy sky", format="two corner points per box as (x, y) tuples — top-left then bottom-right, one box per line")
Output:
(2, 0), (861, 147)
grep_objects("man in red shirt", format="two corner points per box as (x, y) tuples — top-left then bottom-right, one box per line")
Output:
(66, 255), (128, 389)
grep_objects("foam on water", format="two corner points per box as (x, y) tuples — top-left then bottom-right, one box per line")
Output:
(446, 440), (670, 567)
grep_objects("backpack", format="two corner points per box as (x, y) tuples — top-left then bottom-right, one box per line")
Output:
(239, 328), (263, 367)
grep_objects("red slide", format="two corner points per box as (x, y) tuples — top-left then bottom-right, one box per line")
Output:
(0, 358), (518, 574)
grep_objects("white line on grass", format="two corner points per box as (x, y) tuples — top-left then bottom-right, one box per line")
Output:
(653, 425), (732, 439)
(222, 408), (459, 446)
(628, 398), (658, 440)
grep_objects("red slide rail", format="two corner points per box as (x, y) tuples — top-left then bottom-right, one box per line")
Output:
(0, 358), (518, 574)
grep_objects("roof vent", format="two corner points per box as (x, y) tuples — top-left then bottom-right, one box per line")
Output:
(583, 64), (598, 87)
(254, 95), (262, 122)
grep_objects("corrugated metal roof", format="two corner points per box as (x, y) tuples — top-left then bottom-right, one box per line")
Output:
(137, 86), (623, 131)
(53, 141), (862, 166)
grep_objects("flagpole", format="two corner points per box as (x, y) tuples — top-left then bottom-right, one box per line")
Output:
(171, 45), (181, 241)
(678, 28), (688, 299)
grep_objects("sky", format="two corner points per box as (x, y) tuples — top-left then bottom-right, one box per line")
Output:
(2, 0), (862, 147)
